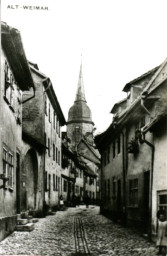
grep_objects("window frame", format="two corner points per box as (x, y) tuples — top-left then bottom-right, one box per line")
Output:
(3, 147), (14, 189)
(157, 190), (167, 212)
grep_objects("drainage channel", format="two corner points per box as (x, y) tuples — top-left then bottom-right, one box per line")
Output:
(74, 216), (91, 255)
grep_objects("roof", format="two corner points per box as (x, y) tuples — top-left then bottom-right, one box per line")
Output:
(29, 61), (39, 70)
(29, 65), (66, 126)
(122, 65), (160, 92)
(1, 22), (34, 90)
(142, 112), (167, 134)
(80, 138), (101, 160)
(75, 62), (86, 102)
(67, 63), (94, 125)
(62, 143), (85, 170)
(43, 78), (66, 126)
(84, 165), (97, 177)
(95, 58), (167, 150)
(110, 98), (127, 114)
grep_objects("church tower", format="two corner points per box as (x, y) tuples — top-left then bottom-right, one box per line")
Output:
(67, 63), (94, 148)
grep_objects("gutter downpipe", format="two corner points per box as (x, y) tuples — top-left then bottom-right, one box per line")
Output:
(140, 96), (154, 240)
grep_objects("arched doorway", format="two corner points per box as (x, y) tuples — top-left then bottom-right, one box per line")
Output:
(23, 149), (38, 211)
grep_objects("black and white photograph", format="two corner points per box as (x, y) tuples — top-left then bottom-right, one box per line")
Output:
(0, 0), (167, 255)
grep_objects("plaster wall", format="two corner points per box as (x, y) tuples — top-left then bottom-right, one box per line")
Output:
(67, 122), (93, 147)
(101, 134), (123, 213)
(152, 121), (167, 230)
(44, 91), (62, 208)
(22, 71), (45, 145)
(0, 49), (23, 240)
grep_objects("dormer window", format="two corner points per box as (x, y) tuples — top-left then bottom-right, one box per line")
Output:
(4, 61), (14, 106)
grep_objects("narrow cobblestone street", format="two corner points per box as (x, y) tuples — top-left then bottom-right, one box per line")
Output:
(0, 206), (158, 256)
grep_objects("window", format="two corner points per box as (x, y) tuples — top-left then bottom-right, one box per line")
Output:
(53, 111), (56, 129)
(74, 126), (80, 143)
(56, 147), (58, 163)
(48, 138), (50, 156)
(63, 179), (67, 192)
(44, 133), (47, 147)
(113, 177), (116, 197)
(44, 171), (48, 191)
(158, 191), (167, 213)
(44, 94), (47, 115)
(58, 177), (60, 191)
(56, 176), (58, 191)
(59, 124), (61, 138)
(8, 153), (14, 188)
(56, 117), (59, 134)
(53, 174), (56, 191)
(3, 148), (8, 180)
(4, 61), (14, 106)
(53, 144), (55, 161)
(107, 147), (110, 163)
(75, 185), (79, 194)
(117, 136), (121, 154)
(3, 148), (14, 189)
(108, 179), (110, 198)
(58, 151), (60, 165)
(129, 179), (138, 206)
(113, 141), (115, 158)
(49, 103), (51, 123)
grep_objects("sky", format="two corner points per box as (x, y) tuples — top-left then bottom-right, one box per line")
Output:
(2, 0), (167, 134)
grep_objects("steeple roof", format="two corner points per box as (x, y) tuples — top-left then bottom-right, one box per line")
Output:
(67, 62), (93, 125)
(75, 62), (86, 102)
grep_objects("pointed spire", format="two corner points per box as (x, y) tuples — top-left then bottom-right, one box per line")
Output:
(75, 60), (86, 102)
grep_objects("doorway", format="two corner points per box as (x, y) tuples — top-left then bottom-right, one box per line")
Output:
(143, 171), (150, 232)
(16, 152), (20, 213)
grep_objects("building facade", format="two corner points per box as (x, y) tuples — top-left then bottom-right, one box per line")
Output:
(23, 63), (66, 211)
(0, 22), (34, 241)
(95, 58), (167, 238)
(66, 63), (100, 201)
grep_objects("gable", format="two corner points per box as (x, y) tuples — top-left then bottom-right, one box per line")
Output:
(148, 59), (167, 92)
(77, 141), (100, 164)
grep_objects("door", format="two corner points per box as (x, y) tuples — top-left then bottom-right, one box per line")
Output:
(117, 180), (121, 220)
(16, 152), (20, 213)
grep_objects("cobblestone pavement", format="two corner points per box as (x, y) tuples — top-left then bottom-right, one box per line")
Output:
(0, 206), (159, 256)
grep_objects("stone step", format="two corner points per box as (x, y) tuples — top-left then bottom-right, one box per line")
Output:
(32, 218), (38, 223)
(21, 211), (29, 219)
(17, 219), (28, 225)
(29, 210), (36, 217)
(27, 215), (33, 220)
(15, 223), (34, 232)
(28, 218), (38, 223)
(17, 214), (21, 220)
